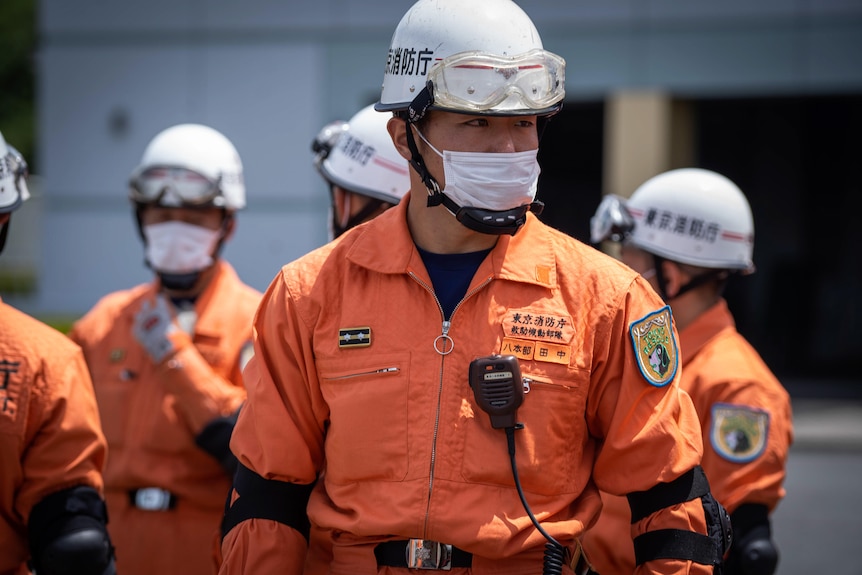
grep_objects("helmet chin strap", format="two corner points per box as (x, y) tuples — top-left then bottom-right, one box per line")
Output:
(402, 117), (543, 236)
(653, 254), (730, 301)
(156, 271), (203, 292)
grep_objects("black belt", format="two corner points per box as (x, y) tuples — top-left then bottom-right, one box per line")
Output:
(375, 539), (472, 569)
(128, 488), (176, 511)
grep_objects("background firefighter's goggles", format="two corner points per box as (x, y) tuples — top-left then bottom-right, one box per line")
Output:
(428, 49), (565, 112)
(590, 194), (636, 243)
(0, 145), (28, 210)
(129, 167), (224, 206)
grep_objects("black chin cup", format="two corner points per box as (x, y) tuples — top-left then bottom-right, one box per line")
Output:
(429, 191), (543, 236)
(157, 271), (201, 292)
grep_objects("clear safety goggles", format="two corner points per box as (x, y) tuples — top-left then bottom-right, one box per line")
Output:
(129, 166), (223, 207)
(0, 145), (29, 211)
(590, 194), (636, 244)
(427, 49), (566, 113)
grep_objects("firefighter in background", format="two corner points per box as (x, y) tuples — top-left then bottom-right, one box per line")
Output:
(312, 103), (411, 240)
(218, 1), (730, 573)
(68, 124), (262, 575)
(587, 168), (794, 575)
(0, 130), (116, 575)
(305, 102), (411, 575)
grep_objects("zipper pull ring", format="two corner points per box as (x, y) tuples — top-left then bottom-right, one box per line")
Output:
(433, 320), (454, 356)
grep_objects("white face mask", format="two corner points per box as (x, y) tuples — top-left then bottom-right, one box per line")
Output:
(143, 220), (221, 274)
(416, 128), (540, 211)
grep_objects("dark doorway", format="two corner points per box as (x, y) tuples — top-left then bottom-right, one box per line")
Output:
(537, 95), (862, 383)
(536, 100), (605, 245)
(694, 95), (862, 381)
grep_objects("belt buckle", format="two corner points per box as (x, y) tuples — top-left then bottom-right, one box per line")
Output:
(406, 539), (452, 570)
(134, 487), (172, 511)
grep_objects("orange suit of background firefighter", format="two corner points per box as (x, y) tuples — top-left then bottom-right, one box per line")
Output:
(1, 129), (115, 575)
(586, 168), (794, 575)
(69, 124), (262, 575)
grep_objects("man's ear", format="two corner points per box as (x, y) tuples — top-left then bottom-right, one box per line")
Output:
(661, 260), (685, 300)
(222, 213), (237, 242)
(387, 116), (411, 160)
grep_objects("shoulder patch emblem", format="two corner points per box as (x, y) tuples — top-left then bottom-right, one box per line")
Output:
(711, 403), (770, 462)
(629, 306), (678, 387)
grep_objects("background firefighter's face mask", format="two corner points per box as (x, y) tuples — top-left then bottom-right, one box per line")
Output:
(416, 128), (540, 212)
(427, 49), (565, 114)
(143, 220), (221, 274)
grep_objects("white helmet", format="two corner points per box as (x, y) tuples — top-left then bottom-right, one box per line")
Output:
(314, 105), (410, 204)
(376, 0), (565, 118)
(594, 168), (755, 273)
(0, 130), (30, 215)
(129, 123), (245, 210)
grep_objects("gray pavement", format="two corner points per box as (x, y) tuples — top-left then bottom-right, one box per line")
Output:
(790, 397), (862, 451)
(784, 378), (862, 451)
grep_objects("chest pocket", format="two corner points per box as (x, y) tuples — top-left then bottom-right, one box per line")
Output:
(460, 369), (590, 496)
(318, 353), (411, 484)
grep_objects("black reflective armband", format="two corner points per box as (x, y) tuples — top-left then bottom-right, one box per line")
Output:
(195, 406), (241, 475)
(627, 465), (710, 523)
(633, 529), (718, 566)
(628, 466), (731, 568)
(221, 462), (314, 542)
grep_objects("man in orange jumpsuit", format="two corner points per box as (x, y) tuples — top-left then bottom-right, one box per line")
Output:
(219, 1), (732, 574)
(587, 168), (794, 574)
(69, 124), (262, 575)
(0, 130), (116, 575)
(312, 103), (411, 241)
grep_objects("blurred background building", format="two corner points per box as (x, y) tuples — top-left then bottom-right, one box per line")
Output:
(1, 0), (861, 385)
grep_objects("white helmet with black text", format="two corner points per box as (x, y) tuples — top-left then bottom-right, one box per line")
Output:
(0, 130), (30, 254)
(129, 123), (245, 211)
(592, 168), (755, 273)
(377, 0), (565, 119)
(313, 104), (409, 205)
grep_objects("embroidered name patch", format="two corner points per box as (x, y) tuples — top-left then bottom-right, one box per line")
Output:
(501, 310), (574, 344)
(711, 403), (770, 462)
(500, 337), (571, 365)
(629, 306), (678, 387)
(339, 327), (371, 348)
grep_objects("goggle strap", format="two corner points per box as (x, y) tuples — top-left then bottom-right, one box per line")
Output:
(407, 81), (435, 124)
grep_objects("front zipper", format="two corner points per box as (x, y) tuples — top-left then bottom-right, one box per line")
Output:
(408, 270), (494, 536)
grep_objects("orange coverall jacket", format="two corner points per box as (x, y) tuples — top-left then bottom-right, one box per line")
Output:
(69, 260), (261, 575)
(1, 297), (107, 575)
(220, 199), (713, 575)
(584, 298), (794, 575)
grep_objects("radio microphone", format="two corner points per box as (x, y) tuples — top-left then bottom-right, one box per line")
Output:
(469, 354), (524, 429)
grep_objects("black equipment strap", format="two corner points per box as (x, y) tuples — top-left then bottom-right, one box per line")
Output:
(633, 529), (720, 566)
(220, 463), (314, 542)
(627, 466), (710, 523)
